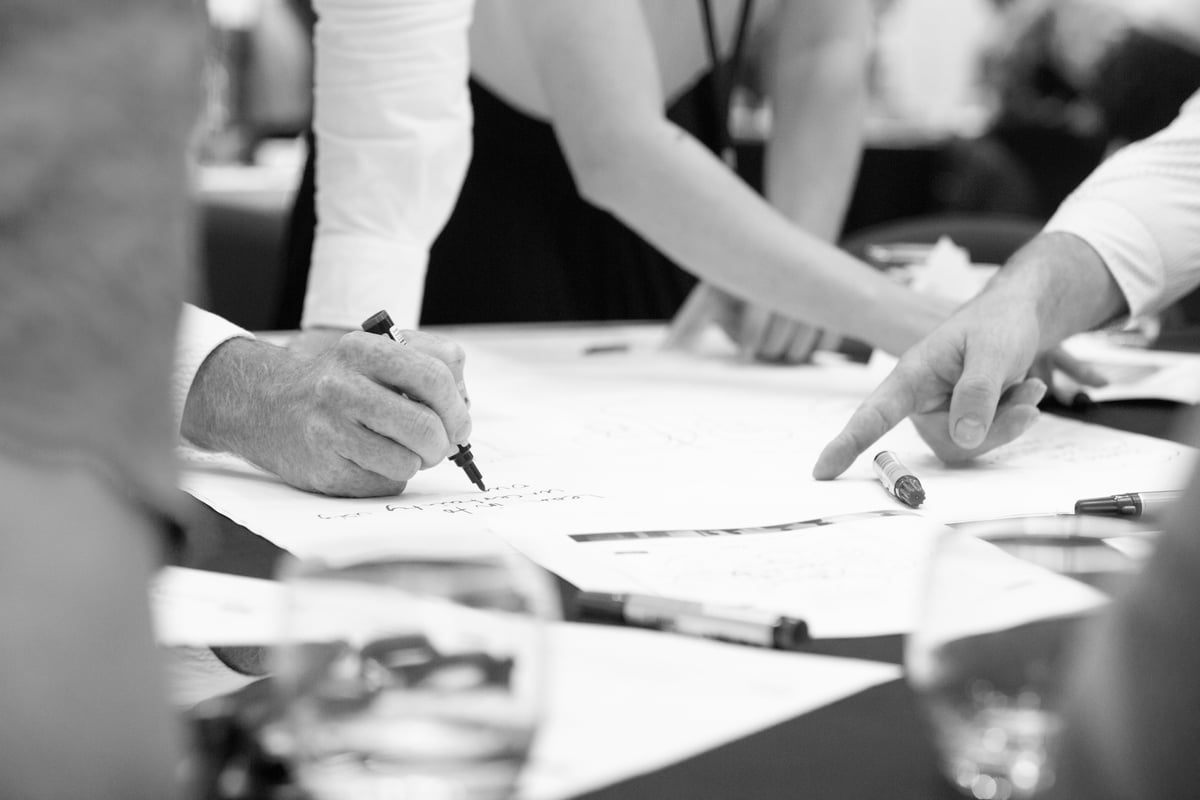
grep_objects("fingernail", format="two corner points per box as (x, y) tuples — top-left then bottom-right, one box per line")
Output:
(953, 417), (986, 448)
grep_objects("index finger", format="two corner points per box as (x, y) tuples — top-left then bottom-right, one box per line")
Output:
(402, 329), (471, 408)
(812, 366), (921, 480)
(402, 329), (467, 386)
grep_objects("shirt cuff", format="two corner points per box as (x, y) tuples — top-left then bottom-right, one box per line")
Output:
(174, 305), (253, 439)
(301, 234), (429, 331)
(1044, 199), (1167, 319)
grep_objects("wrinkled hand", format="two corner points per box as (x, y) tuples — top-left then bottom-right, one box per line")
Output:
(665, 282), (826, 363)
(813, 298), (1047, 479)
(183, 331), (471, 497)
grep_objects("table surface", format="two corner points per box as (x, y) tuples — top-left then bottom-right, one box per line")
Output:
(175, 325), (1194, 800)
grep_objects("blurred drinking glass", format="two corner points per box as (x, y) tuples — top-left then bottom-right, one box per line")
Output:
(272, 536), (559, 800)
(906, 515), (1152, 800)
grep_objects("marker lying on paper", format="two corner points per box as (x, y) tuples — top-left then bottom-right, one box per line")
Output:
(361, 310), (486, 492)
(873, 450), (925, 508)
(582, 343), (631, 356)
(576, 591), (808, 650)
(1050, 374), (1094, 409)
(1074, 490), (1183, 519)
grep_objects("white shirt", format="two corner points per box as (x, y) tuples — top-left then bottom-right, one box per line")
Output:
(304, 0), (473, 331)
(1045, 90), (1200, 318)
(175, 0), (474, 431)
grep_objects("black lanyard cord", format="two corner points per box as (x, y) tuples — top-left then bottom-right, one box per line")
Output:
(699, 0), (756, 166)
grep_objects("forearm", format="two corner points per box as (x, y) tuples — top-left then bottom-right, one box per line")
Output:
(984, 232), (1128, 349)
(763, 8), (869, 241)
(182, 337), (298, 469)
(577, 123), (941, 352)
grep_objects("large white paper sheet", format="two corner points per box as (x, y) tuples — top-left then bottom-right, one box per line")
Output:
(181, 324), (1195, 637)
(151, 568), (899, 800)
(521, 626), (899, 800)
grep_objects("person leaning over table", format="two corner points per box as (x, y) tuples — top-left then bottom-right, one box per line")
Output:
(810, 88), (1200, 797)
(178, 0), (476, 499)
(282, 0), (956, 364)
(0, 0), (197, 797)
(812, 88), (1200, 478)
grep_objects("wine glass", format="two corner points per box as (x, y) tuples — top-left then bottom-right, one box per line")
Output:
(271, 534), (559, 800)
(906, 514), (1151, 800)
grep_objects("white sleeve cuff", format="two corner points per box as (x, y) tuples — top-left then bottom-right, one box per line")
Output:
(301, 234), (429, 330)
(1044, 199), (1167, 319)
(174, 305), (253, 438)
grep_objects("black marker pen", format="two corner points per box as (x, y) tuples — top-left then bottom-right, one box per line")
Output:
(361, 310), (485, 491)
(577, 591), (808, 650)
(1074, 490), (1183, 519)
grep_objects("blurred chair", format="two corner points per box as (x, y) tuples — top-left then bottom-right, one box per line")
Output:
(834, 213), (1042, 361)
(840, 212), (1043, 266)
(198, 192), (293, 331)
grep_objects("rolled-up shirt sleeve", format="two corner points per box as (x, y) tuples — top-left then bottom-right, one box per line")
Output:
(303, 0), (473, 331)
(1044, 91), (1200, 319)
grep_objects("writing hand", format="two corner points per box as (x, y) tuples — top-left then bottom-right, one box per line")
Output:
(665, 282), (825, 363)
(291, 326), (470, 406)
(812, 299), (1046, 479)
(183, 332), (472, 497)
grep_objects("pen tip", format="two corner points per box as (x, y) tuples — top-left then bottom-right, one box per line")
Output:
(895, 476), (925, 508)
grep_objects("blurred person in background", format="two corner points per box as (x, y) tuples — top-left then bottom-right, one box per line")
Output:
(938, 0), (1200, 219)
(1045, 438), (1200, 799)
(0, 0), (199, 796)
(281, 0), (957, 364)
(2, 0), (482, 788)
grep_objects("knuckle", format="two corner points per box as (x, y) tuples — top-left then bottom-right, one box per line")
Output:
(339, 330), (373, 355)
(444, 341), (466, 368)
(312, 371), (345, 402)
(959, 375), (998, 400)
(410, 412), (449, 453)
(417, 357), (454, 391)
(302, 415), (334, 447)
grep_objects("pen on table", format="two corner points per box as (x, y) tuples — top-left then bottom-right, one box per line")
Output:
(575, 591), (809, 651)
(361, 310), (486, 492)
(1074, 490), (1183, 519)
(1049, 374), (1094, 409)
(873, 450), (925, 508)
(582, 342), (631, 356)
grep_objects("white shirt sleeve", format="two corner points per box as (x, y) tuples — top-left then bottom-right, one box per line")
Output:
(303, 0), (474, 331)
(1044, 91), (1200, 319)
(173, 304), (252, 438)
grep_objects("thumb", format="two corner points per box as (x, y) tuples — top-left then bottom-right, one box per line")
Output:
(947, 343), (1010, 450)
